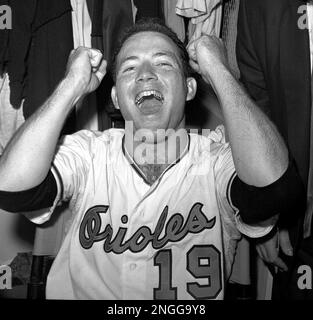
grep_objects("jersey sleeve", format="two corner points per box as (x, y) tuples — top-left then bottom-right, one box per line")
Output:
(24, 130), (93, 224)
(212, 126), (276, 238)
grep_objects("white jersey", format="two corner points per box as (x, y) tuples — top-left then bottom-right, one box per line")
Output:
(25, 126), (275, 300)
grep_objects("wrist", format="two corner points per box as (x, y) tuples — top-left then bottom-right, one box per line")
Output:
(201, 62), (230, 87)
(61, 76), (86, 105)
(203, 61), (229, 77)
(54, 77), (83, 113)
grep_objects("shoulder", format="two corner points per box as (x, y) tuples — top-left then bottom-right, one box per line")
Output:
(59, 128), (124, 145)
(57, 129), (125, 155)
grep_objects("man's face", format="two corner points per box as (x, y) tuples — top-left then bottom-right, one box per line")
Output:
(111, 31), (196, 139)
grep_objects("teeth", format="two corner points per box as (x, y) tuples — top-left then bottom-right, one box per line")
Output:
(135, 90), (164, 106)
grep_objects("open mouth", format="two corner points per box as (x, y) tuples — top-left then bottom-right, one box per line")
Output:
(135, 90), (164, 107)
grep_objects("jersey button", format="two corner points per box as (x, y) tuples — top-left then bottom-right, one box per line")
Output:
(129, 263), (137, 271)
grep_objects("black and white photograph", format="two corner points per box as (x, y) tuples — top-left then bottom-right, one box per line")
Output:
(0, 0), (312, 306)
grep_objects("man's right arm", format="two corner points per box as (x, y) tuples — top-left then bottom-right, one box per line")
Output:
(0, 47), (107, 192)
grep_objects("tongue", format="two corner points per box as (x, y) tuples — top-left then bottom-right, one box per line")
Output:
(139, 97), (163, 115)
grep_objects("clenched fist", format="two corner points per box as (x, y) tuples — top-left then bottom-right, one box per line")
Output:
(65, 47), (107, 97)
(187, 36), (229, 80)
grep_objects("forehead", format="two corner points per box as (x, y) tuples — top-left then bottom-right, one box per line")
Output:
(117, 31), (181, 62)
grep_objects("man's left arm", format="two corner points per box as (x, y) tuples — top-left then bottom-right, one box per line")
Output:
(188, 36), (305, 224)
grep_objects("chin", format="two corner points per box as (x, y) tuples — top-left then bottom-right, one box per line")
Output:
(136, 118), (166, 131)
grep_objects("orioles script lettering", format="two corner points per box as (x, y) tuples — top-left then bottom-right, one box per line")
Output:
(79, 203), (215, 254)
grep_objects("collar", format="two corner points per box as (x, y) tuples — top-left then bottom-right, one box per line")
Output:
(122, 133), (191, 185)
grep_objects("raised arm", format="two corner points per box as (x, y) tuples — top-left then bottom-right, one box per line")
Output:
(0, 47), (107, 192)
(188, 36), (288, 187)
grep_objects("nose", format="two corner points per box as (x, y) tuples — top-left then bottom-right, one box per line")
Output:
(135, 62), (157, 83)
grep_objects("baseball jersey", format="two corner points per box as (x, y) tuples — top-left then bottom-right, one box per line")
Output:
(25, 126), (275, 300)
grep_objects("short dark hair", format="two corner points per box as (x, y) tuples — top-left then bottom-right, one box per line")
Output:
(110, 18), (193, 82)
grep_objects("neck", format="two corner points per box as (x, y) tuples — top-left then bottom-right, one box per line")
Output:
(124, 126), (189, 184)
(124, 127), (189, 166)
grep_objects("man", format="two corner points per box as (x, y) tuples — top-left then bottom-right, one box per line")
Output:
(237, 0), (313, 299)
(0, 19), (303, 299)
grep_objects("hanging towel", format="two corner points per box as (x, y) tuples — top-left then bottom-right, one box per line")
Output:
(71, 0), (92, 49)
(176, 0), (223, 42)
(70, 0), (99, 131)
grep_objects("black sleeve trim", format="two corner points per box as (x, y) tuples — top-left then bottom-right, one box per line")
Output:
(51, 163), (63, 202)
(230, 159), (306, 225)
(227, 171), (237, 209)
(0, 170), (57, 213)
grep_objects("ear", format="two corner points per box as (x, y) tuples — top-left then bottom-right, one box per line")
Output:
(111, 86), (120, 109)
(185, 77), (197, 102)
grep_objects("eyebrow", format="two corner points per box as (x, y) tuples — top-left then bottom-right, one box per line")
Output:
(120, 56), (139, 65)
(152, 51), (180, 62)
(119, 50), (180, 67)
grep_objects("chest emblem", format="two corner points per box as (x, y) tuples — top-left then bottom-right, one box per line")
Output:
(79, 203), (216, 254)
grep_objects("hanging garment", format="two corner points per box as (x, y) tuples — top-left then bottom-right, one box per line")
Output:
(176, 0), (208, 18)
(0, 73), (24, 154)
(70, 0), (98, 131)
(7, 0), (74, 133)
(71, 0), (92, 49)
(7, 0), (73, 115)
(87, 0), (134, 64)
(133, 0), (163, 22)
(222, 0), (240, 79)
(24, 0), (75, 128)
(6, 0), (75, 129)
(163, 0), (186, 42)
(86, 0), (134, 130)
(7, 0), (37, 109)
(176, 0), (223, 42)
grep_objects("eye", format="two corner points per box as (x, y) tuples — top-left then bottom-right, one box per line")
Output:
(156, 62), (172, 67)
(122, 66), (136, 73)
